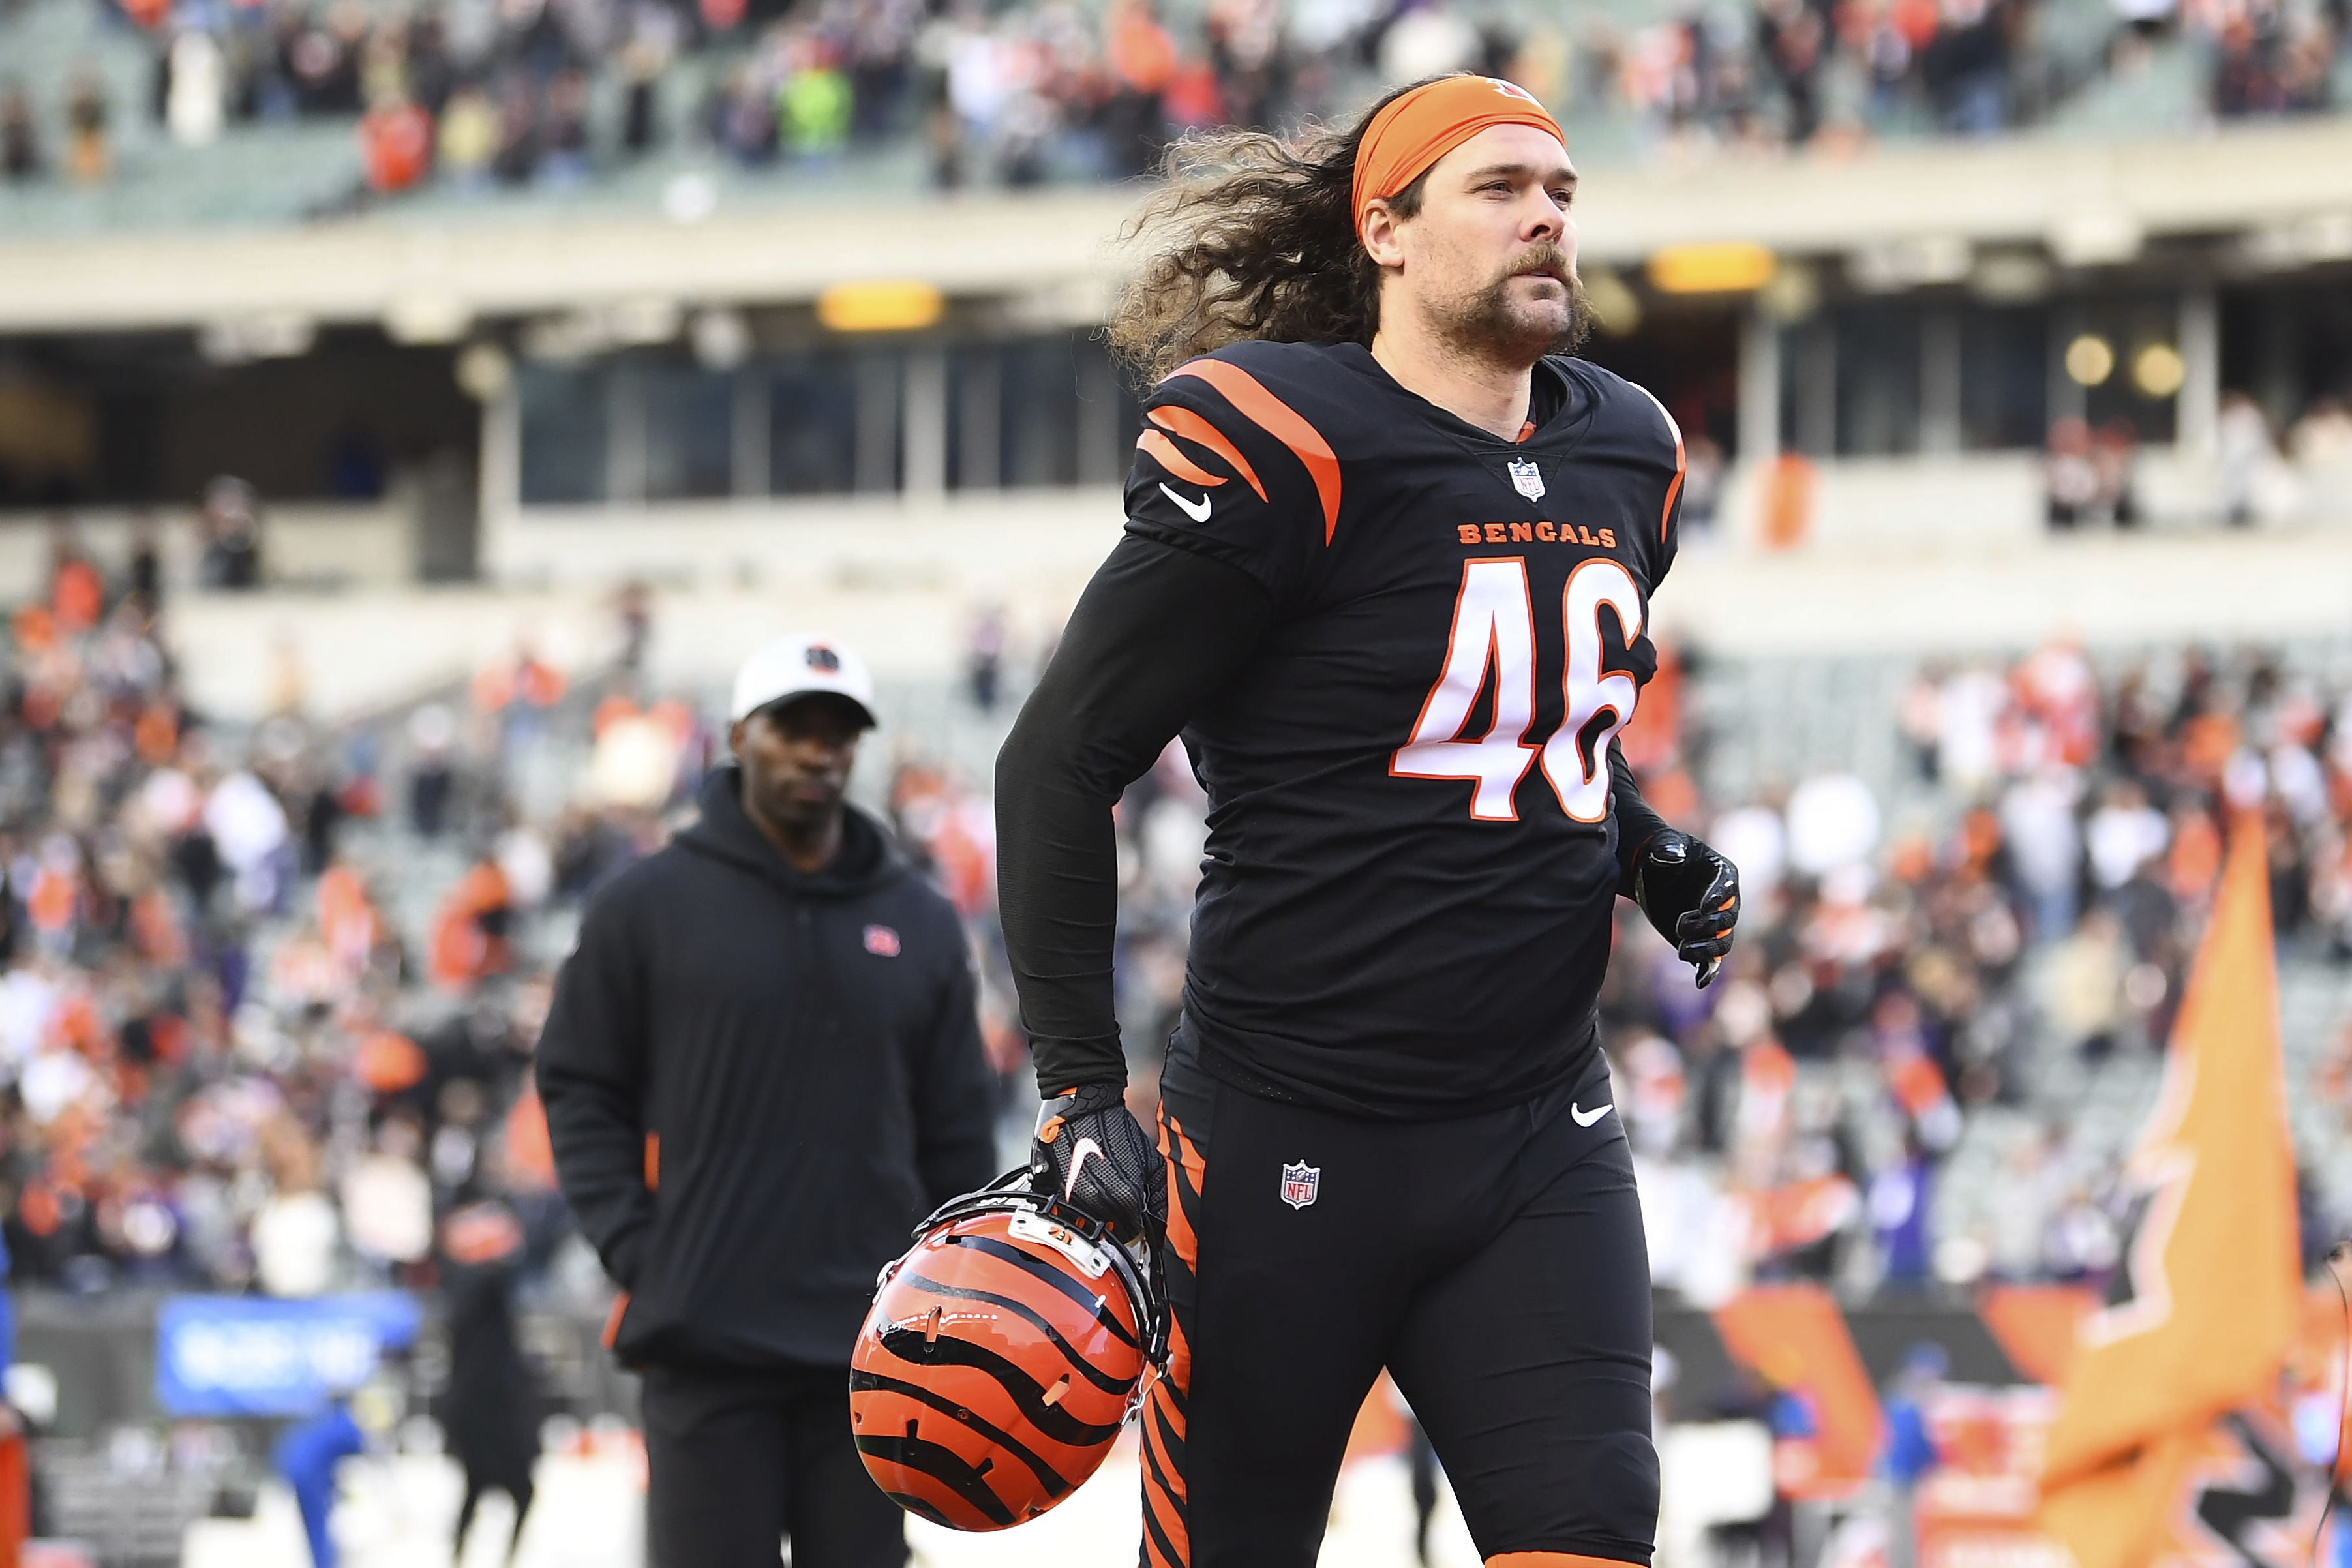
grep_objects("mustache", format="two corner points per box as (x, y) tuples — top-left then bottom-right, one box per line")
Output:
(1508, 245), (1576, 282)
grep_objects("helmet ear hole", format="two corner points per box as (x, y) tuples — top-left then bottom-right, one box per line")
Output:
(850, 1186), (1160, 1532)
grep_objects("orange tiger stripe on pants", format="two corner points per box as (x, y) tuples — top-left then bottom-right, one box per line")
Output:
(1144, 1112), (1207, 1567)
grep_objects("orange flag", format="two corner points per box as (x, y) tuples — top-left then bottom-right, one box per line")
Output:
(2037, 813), (2300, 1560)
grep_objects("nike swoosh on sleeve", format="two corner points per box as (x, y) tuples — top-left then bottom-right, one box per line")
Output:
(1571, 1102), (1614, 1127)
(1158, 483), (1212, 522)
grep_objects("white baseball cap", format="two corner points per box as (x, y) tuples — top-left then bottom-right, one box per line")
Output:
(729, 633), (878, 727)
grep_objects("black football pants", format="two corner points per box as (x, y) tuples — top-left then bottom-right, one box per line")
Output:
(1143, 1038), (1656, 1568)
(641, 1361), (906, 1568)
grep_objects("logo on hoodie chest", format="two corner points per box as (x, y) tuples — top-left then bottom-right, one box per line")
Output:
(863, 924), (901, 957)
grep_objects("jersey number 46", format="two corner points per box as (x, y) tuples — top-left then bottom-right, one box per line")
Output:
(1389, 557), (1642, 824)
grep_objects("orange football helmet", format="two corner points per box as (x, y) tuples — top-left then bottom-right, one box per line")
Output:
(849, 1176), (1166, 1530)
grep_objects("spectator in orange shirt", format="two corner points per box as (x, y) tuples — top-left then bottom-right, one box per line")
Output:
(431, 856), (514, 991)
(360, 95), (434, 191)
(1103, 0), (1175, 175)
(475, 643), (567, 764)
(46, 520), (104, 636)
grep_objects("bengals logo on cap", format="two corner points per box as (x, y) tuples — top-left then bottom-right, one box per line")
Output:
(806, 644), (842, 671)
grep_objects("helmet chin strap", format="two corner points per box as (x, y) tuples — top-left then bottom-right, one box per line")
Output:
(908, 1171), (1170, 1372)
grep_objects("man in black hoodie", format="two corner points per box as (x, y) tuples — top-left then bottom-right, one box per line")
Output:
(537, 633), (998, 1568)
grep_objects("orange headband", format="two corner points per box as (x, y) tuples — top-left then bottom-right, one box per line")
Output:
(1351, 75), (1565, 229)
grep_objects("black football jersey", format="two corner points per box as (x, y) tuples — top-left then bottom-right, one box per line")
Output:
(1124, 339), (1686, 1118)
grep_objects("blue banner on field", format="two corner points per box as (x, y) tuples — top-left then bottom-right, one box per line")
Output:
(155, 1293), (423, 1418)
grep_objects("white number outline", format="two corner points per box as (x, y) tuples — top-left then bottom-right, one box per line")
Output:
(1385, 558), (1539, 822)
(1543, 558), (1645, 822)
(1390, 556), (1646, 824)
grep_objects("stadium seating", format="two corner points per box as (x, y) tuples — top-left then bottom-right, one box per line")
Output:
(5, 0), (2349, 235)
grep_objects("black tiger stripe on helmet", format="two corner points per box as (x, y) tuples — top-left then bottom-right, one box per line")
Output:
(849, 1175), (1166, 1533)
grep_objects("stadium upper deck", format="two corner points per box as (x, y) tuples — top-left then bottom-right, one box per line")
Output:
(0, 0), (2345, 234)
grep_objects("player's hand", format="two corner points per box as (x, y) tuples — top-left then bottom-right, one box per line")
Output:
(1634, 830), (1740, 989)
(1030, 1083), (1165, 1246)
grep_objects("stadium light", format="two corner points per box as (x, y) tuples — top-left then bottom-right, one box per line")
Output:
(1848, 235), (1970, 293)
(385, 296), (470, 346)
(2064, 334), (2115, 388)
(522, 312), (611, 362)
(1758, 262), (1820, 323)
(691, 309), (751, 371)
(610, 297), (682, 347)
(2132, 342), (2186, 399)
(818, 280), (946, 333)
(1967, 250), (2052, 304)
(1646, 243), (1775, 295)
(456, 343), (512, 402)
(198, 312), (315, 364)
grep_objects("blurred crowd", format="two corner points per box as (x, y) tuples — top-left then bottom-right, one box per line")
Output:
(0, 514), (705, 1308)
(0, 0), (2344, 198)
(0, 504), (1060, 1329)
(2045, 389), (2352, 530)
(8, 498), (2352, 1336)
(1599, 634), (2352, 1309)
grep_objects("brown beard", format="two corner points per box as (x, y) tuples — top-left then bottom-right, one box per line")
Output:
(1438, 245), (1592, 363)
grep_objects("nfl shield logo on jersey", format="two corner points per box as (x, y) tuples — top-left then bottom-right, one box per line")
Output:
(1507, 459), (1546, 501)
(1280, 1160), (1321, 1209)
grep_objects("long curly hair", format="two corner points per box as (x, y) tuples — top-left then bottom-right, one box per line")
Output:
(1104, 80), (1443, 387)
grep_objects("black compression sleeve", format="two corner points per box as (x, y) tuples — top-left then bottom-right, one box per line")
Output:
(1608, 739), (1670, 899)
(995, 534), (1276, 1095)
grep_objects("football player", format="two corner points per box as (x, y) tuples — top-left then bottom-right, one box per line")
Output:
(996, 74), (1740, 1568)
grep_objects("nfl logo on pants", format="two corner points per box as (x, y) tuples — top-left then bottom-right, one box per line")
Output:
(1280, 1160), (1320, 1209)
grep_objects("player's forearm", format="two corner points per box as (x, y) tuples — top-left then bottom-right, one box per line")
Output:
(1608, 740), (1670, 899)
(993, 744), (1127, 1093)
(995, 534), (1273, 1094)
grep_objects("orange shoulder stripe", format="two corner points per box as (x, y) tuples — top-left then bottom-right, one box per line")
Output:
(1137, 428), (1228, 489)
(1147, 406), (1269, 503)
(1659, 450), (1686, 545)
(1162, 359), (1342, 544)
(1629, 382), (1687, 545)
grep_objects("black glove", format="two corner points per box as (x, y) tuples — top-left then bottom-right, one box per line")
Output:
(1633, 829), (1740, 989)
(1029, 1083), (1166, 1246)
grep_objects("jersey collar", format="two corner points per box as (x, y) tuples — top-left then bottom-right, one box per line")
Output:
(1330, 343), (1593, 455)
